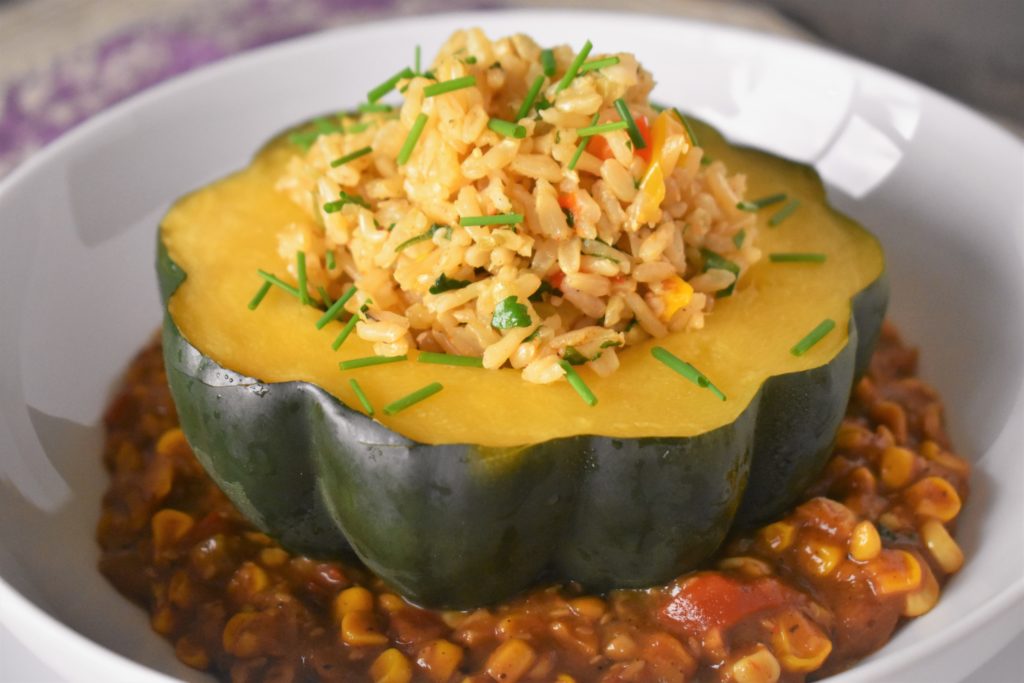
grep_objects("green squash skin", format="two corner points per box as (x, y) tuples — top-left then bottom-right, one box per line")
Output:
(157, 134), (889, 609)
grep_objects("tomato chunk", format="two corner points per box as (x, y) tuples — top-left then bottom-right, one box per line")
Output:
(660, 573), (797, 637)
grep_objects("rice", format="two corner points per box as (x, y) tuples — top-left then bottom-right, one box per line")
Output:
(274, 29), (761, 383)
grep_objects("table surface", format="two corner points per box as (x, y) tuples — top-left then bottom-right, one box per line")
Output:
(0, 0), (1021, 680)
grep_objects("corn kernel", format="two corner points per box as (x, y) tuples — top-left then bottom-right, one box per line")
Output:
(485, 639), (536, 683)
(905, 476), (962, 522)
(417, 639), (464, 683)
(921, 519), (964, 573)
(801, 543), (844, 577)
(341, 611), (389, 647)
(259, 547), (289, 567)
(174, 635), (210, 670)
(568, 596), (606, 621)
(731, 645), (781, 683)
(869, 549), (923, 595)
(371, 648), (412, 683)
(335, 586), (375, 620)
(849, 521), (882, 561)
(151, 509), (194, 559)
(155, 427), (189, 459)
(880, 446), (917, 489)
(836, 424), (870, 450)
(223, 612), (272, 658)
(758, 522), (796, 553)
(378, 593), (406, 614)
(903, 562), (940, 617)
(770, 612), (832, 673)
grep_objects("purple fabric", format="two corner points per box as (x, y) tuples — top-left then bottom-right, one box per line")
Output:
(0, 0), (404, 177)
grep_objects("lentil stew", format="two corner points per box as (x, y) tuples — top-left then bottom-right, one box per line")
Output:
(97, 322), (968, 682)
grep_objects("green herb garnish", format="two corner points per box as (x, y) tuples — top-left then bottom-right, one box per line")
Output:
(423, 76), (477, 98)
(749, 193), (787, 209)
(790, 318), (836, 357)
(257, 270), (302, 301)
(556, 39), (593, 92)
(769, 252), (827, 263)
(515, 74), (546, 121)
(733, 230), (746, 249)
(417, 352), (484, 368)
(317, 285), (333, 308)
(491, 296), (532, 329)
(325, 250), (336, 270)
(559, 360), (597, 406)
(459, 213), (523, 227)
(562, 207), (575, 227)
(330, 146), (372, 167)
(429, 273), (471, 294)
(339, 354), (408, 370)
(397, 112), (428, 165)
(349, 378), (374, 415)
(523, 327), (542, 343)
(562, 346), (597, 366)
(368, 67), (415, 103)
(769, 199), (801, 227)
(600, 340), (622, 349)
(529, 280), (561, 302)
(247, 281), (272, 311)
(463, 55), (478, 65)
(315, 285), (358, 329)
(672, 107), (700, 148)
(579, 56), (620, 73)
(540, 48), (556, 77)
(700, 248), (741, 297)
(577, 120), (628, 137)
(331, 313), (360, 350)
(358, 102), (392, 114)
(323, 191), (370, 213)
(488, 118), (527, 139)
(651, 346), (726, 401)
(395, 223), (451, 252)
(568, 111), (601, 171)
(414, 45), (421, 74)
(613, 98), (646, 149)
(384, 382), (443, 415)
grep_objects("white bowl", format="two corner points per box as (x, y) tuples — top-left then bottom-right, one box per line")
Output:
(0, 10), (1021, 683)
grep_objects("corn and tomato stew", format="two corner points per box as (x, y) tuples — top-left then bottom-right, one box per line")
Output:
(97, 322), (968, 683)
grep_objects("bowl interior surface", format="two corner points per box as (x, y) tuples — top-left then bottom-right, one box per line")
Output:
(0, 10), (1022, 683)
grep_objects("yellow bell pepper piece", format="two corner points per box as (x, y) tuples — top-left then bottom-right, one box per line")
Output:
(635, 110), (684, 225)
(660, 275), (694, 322)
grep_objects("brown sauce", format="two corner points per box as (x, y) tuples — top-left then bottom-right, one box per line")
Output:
(97, 322), (969, 682)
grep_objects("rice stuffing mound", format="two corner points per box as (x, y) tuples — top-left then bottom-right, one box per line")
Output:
(275, 28), (761, 383)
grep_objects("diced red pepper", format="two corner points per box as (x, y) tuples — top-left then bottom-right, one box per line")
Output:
(660, 573), (798, 638)
(586, 134), (615, 161)
(634, 115), (652, 163)
(583, 115), (652, 163)
(549, 270), (565, 291)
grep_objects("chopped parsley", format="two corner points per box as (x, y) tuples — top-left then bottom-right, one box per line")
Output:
(429, 273), (471, 294)
(491, 296), (532, 329)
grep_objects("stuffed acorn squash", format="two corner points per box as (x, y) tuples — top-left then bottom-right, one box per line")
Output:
(158, 32), (886, 608)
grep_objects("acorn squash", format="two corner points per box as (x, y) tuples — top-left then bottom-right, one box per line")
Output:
(158, 120), (887, 608)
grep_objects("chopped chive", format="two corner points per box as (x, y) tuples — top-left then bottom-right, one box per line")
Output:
(459, 213), (523, 226)
(577, 120), (628, 137)
(672, 108), (700, 148)
(488, 118), (527, 139)
(313, 117), (341, 134)
(347, 121), (372, 134)
(414, 44), (421, 74)
(257, 270), (300, 298)
(331, 313), (360, 350)
(423, 76), (477, 98)
(384, 382), (443, 415)
(736, 201), (759, 212)
(348, 378), (374, 416)
(330, 146), (372, 167)
(700, 248), (741, 297)
(368, 67), (415, 103)
(733, 229), (746, 249)
(323, 191), (370, 213)
(559, 360), (597, 406)
(769, 252), (827, 263)
(296, 252), (310, 305)
(394, 232), (432, 252)
(651, 347), (726, 401)
(397, 112), (428, 165)
(317, 285), (333, 308)
(568, 112), (601, 171)
(247, 281), (272, 311)
(417, 351), (484, 368)
(339, 354), (408, 370)
(358, 102), (392, 114)
(540, 48), (556, 77)
(579, 56), (620, 73)
(463, 55), (478, 65)
(288, 131), (320, 150)
(791, 318), (837, 356)
(315, 285), (358, 329)
(769, 199), (801, 227)
(556, 39), (593, 92)
(516, 74), (546, 121)
(749, 193), (787, 209)
(613, 98), (646, 149)
(325, 250), (336, 270)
